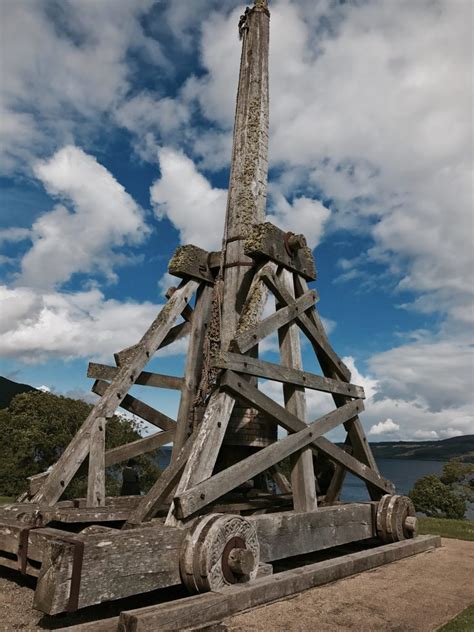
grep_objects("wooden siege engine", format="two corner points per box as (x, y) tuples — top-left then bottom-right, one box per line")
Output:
(0, 1), (435, 622)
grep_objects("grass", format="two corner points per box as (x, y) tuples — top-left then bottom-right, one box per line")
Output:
(0, 496), (15, 505)
(418, 516), (474, 541)
(438, 605), (474, 631)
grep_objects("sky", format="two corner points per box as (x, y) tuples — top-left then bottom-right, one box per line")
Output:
(0, 0), (472, 443)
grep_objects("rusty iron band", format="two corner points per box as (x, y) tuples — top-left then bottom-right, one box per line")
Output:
(223, 261), (254, 270)
(225, 235), (247, 244)
(17, 527), (32, 575)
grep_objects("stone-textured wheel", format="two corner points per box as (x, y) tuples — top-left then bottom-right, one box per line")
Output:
(180, 514), (260, 593)
(376, 494), (417, 543)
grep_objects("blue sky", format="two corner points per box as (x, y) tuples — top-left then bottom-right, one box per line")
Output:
(0, 0), (472, 442)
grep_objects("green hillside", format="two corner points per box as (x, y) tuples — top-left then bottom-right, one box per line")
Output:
(369, 436), (474, 462)
(0, 376), (37, 409)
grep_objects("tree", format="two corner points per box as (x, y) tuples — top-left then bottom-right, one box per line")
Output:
(409, 474), (466, 520)
(440, 459), (474, 504)
(0, 391), (160, 498)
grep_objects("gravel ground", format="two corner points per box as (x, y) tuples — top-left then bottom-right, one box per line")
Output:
(0, 538), (472, 631)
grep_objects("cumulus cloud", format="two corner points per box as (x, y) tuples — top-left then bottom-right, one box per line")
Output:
(369, 419), (400, 436)
(0, 0), (166, 173)
(16, 145), (148, 288)
(0, 284), (186, 362)
(150, 147), (226, 250)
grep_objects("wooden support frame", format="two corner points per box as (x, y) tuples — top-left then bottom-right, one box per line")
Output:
(220, 371), (393, 494)
(92, 379), (176, 432)
(174, 399), (363, 518)
(276, 267), (316, 512)
(32, 279), (198, 506)
(232, 288), (317, 353)
(87, 364), (183, 390)
(214, 352), (365, 398)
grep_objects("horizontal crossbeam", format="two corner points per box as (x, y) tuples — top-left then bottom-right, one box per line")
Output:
(92, 380), (176, 432)
(87, 363), (183, 390)
(105, 429), (175, 467)
(174, 399), (362, 518)
(221, 371), (393, 494)
(214, 351), (365, 399)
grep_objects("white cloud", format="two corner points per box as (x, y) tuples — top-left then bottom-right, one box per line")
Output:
(36, 385), (51, 393)
(267, 193), (331, 249)
(150, 147), (226, 250)
(16, 145), (148, 288)
(173, 0), (472, 327)
(0, 284), (186, 362)
(369, 418), (400, 436)
(0, 0), (165, 173)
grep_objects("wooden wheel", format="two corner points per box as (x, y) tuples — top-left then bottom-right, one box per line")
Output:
(376, 494), (417, 543)
(180, 514), (260, 593)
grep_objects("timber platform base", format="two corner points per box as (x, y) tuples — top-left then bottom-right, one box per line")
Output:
(57, 535), (441, 632)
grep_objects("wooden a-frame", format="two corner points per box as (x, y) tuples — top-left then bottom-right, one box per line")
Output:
(25, 223), (393, 527)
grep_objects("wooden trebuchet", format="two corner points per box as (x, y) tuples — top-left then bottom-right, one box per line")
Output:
(0, 1), (420, 621)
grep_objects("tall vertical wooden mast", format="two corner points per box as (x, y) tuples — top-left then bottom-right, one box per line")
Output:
(221, 0), (270, 347)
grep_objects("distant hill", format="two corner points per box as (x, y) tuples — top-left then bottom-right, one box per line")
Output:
(0, 376), (37, 409)
(369, 435), (474, 463)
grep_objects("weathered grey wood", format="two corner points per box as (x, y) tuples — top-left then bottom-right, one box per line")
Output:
(174, 399), (363, 519)
(26, 430), (175, 496)
(269, 465), (292, 493)
(168, 244), (214, 283)
(160, 320), (191, 348)
(220, 0), (270, 349)
(86, 417), (106, 507)
(125, 438), (194, 526)
(118, 535), (441, 632)
(232, 289), (317, 354)
(166, 390), (235, 527)
(34, 524), (186, 615)
(165, 286), (194, 322)
(244, 222), (316, 280)
(263, 270), (350, 381)
(214, 351), (365, 398)
(173, 283), (213, 458)
(92, 379), (176, 432)
(87, 363), (183, 390)
(104, 429), (175, 467)
(251, 503), (376, 561)
(276, 268), (317, 512)
(33, 280), (198, 506)
(220, 371), (392, 494)
(294, 275), (382, 500)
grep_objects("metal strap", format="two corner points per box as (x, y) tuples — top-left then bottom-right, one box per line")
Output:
(17, 527), (31, 575)
(225, 235), (246, 244)
(223, 261), (254, 269)
(59, 536), (85, 612)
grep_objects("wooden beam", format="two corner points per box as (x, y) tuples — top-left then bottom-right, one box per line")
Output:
(214, 352), (365, 398)
(168, 244), (214, 284)
(86, 417), (106, 507)
(173, 283), (213, 457)
(251, 503), (376, 562)
(92, 380), (176, 432)
(124, 437), (194, 526)
(232, 289), (317, 354)
(244, 221), (317, 281)
(25, 431), (175, 495)
(87, 364), (183, 390)
(116, 536), (441, 632)
(34, 525), (186, 615)
(104, 429), (175, 467)
(294, 275), (383, 501)
(263, 270), (351, 381)
(220, 371), (393, 494)
(32, 280), (198, 506)
(276, 267), (316, 512)
(174, 399), (363, 518)
(166, 390), (235, 526)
